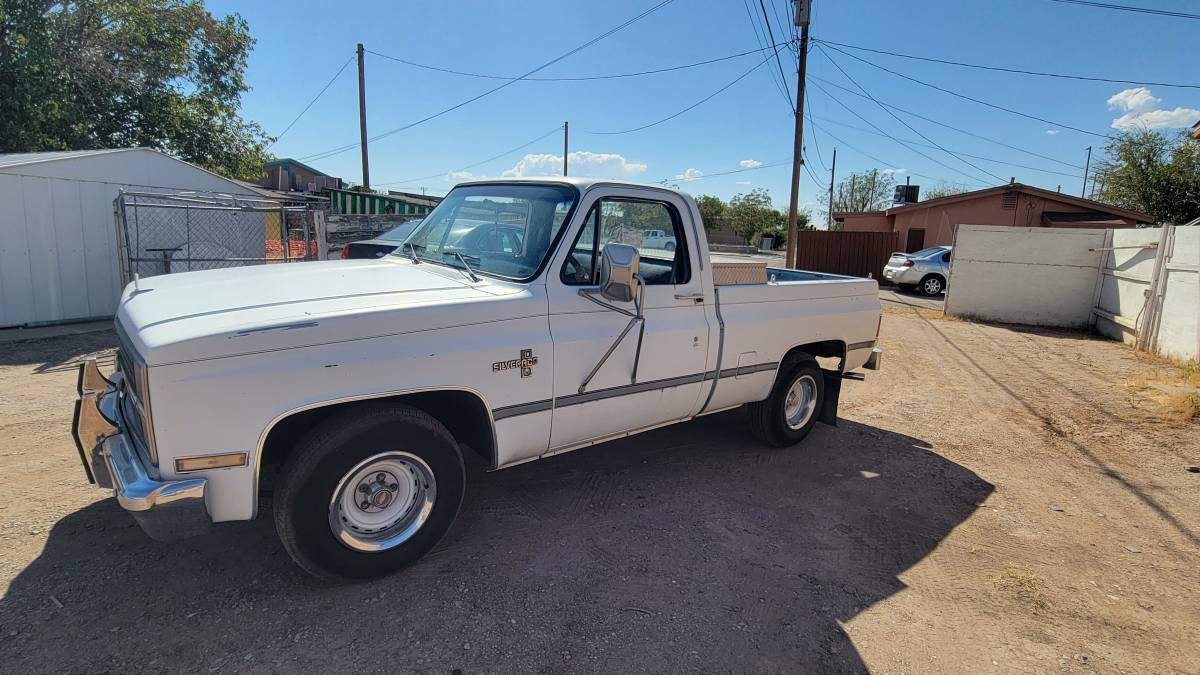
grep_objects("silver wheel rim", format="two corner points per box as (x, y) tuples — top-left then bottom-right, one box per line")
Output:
(783, 374), (818, 430)
(924, 278), (941, 294)
(328, 452), (436, 552)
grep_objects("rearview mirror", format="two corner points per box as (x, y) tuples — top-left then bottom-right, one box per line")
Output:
(597, 243), (640, 302)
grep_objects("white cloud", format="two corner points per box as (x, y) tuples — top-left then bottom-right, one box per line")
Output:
(674, 168), (704, 181)
(1045, 129), (1060, 135)
(501, 151), (646, 178)
(882, 168), (907, 175)
(735, 180), (753, 185)
(739, 159), (763, 169)
(447, 170), (477, 181)
(1108, 87), (1161, 114)
(1106, 87), (1200, 130)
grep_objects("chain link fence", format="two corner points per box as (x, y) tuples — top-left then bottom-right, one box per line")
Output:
(115, 191), (325, 283)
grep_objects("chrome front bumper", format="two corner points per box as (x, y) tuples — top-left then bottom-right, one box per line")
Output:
(72, 359), (211, 541)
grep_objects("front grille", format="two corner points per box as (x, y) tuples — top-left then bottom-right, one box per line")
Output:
(115, 331), (157, 465)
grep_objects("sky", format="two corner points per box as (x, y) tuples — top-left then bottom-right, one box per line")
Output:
(209, 0), (1196, 223)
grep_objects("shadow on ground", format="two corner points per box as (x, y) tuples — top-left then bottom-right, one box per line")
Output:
(0, 329), (117, 374)
(1, 413), (991, 672)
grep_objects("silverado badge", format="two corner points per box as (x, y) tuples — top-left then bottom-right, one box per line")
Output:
(493, 349), (538, 378)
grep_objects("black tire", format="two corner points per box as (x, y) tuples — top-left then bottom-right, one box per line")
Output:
(747, 356), (825, 447)
(664, 241), (676, 251)
(919, 274), (946, 296)
(274, 403), (465, 581)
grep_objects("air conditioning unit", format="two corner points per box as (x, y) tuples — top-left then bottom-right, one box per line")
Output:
(893, 184), (920, 205)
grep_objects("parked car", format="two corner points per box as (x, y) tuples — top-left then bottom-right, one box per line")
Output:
(883, 246), (952, 296)
(641, 228), (677, 251)
(339, 220), (423, 259)
(73, 178), (883, 581)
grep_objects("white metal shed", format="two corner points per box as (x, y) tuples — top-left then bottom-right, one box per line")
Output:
(0, 148), (260, 328)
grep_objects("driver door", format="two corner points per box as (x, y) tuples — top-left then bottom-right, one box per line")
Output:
(545, 187), (711, 451)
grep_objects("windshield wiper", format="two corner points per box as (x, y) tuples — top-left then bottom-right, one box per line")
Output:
(400, 241), (421, 264)
(451, 252), (481, 283)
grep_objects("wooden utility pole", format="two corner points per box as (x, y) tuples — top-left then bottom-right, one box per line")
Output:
(827, 146), (836, 229)
(1081, 145), (1092, 198)
(357, 43), (370, 189)
(563, 122), (569, 176)
(785, 0), (812, 268)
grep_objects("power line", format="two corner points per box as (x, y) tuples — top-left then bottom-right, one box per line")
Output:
(807, 76), (993, 185)
(299, 0), (678, 163)
(365, 43), (786, 82)
(817, 44), (1006, 183)
(810, 114), (1083, 178)
(808, 74), (1083, 169)
(268, 55), (354, 147)
(804, 89), (827, 171)
(807, 117), (987, 188)
(374, 126), (563, 187)
(1045, 0), (1200, 20)
(741, 0), (793, 109)
(817, 41), (1114, 140)
(812, 38), (1199, 89)
(578, 49), (777, 135)
(663, 158), (791, 183)
(757, 0), (795, 111)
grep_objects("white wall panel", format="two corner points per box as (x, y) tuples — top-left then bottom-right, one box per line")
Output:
(0, 176), (35, 326)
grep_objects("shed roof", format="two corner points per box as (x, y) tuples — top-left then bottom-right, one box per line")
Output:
(0, 148), (137, 170)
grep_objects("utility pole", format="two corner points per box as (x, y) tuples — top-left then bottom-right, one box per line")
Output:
(357, 43), (370, 189)
(1081, 145), (1092, 198)
(563, 122), (569, 176)
(785, 0), (812, 268)
(827, 146), (836, 229)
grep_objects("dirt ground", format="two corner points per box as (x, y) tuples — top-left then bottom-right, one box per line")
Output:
(1, 311), (1198, 673)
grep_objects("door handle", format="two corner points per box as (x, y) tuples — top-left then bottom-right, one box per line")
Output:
(674, 292), (705, 302)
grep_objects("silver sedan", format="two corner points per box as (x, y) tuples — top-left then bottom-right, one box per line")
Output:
(882, 246), (952, 296)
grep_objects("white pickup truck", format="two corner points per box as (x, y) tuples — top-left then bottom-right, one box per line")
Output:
(73, 178), (882, 580)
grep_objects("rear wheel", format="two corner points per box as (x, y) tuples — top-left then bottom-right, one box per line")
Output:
(920, 274), (945, 296)
(747, 357), (824, 447)
(274, 403), (465, 581)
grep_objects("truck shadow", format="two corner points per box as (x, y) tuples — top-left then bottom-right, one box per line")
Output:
(1, 413), (991, 673)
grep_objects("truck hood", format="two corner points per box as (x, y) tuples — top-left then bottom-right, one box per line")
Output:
(117, 259), (535, 365)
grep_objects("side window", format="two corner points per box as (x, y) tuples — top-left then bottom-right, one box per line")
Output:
(942, 251), (952, 263)
(560, 198), (690, 286)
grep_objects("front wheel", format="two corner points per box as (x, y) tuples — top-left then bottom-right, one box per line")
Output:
(747, 357), (824, 447)
(274, 403), (465, 581)
(920, 275), (945, 296)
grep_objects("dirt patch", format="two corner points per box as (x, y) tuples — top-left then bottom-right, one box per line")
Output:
(1, 316), (1197, 672)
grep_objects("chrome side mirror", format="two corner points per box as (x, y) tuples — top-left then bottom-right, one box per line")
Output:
(597, 243), (640, 302)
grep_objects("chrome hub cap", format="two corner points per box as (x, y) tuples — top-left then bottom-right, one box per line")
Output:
(329, 452), (436, 552)
(783, 374), (818, 430)
(924, 278), (942, 294)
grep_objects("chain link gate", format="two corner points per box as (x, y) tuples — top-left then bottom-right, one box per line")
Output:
(114, 191), (324, 283)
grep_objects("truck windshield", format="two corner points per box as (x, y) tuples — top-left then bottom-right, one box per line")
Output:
(397, 183), (577, 281)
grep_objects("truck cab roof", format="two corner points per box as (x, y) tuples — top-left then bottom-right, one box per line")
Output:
(455, 176), (692, 199)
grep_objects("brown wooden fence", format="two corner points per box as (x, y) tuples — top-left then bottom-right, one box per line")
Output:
(793, 231), (898, 280)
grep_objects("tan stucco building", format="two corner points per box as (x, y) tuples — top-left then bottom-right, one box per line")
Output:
(834, 183), (1153, 252)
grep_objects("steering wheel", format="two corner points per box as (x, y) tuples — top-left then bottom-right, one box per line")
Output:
(565, 254), (587, 282)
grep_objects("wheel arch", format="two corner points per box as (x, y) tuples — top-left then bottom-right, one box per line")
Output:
(776, 339), (847, 427)
(254, 387), (496, 513)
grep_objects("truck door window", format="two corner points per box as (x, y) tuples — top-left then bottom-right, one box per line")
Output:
(560, 198), (690, 286)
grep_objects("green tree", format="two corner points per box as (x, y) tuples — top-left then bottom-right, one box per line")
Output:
(821, 169), (897, 226)
(0, 0), (270, 180)
(1095, 130), (1200, 224)
(922, 183), (970, 201)
(722, 188), (809, 244)
(695, 194), (726, 229)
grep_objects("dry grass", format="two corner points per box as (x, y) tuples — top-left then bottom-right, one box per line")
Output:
(994, 566), (1049, 611)
(1126, 356), (1200, 424)
(882, 304), (963, 322)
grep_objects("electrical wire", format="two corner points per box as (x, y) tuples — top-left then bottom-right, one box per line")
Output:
(808, 75), (1083, 169)
(578, 49), (777, 135)
(1045, 0), (1200, 20)
(817, 44), (1007, 183)
(804, 89), (827, 171)
(268, 56), (354, 147)
(365, 43), (788, 82)
(742, 0), (793, 109)
(812, 38), (1200, 89)
(757, 0), (795, 111)
(817, 41), (1114, 140)
(807, 117), (987, 188)
(298, 0), (678, 162)
(373, 126), (564, 187)
(663, 158), (791, 183)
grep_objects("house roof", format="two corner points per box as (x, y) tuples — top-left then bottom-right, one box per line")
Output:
(265, 157), (328, 177)
(0, 148), (138, 170)
(835, 183), (1153, 224)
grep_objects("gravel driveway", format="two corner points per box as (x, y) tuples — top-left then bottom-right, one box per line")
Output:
(1, 312), (1197, 672)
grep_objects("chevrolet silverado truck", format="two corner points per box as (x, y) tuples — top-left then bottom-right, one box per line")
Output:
(73, 178), (882, 581)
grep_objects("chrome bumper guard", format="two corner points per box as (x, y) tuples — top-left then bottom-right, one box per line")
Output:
(72, 359), (211, 541)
